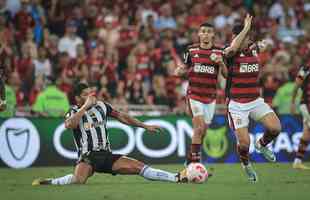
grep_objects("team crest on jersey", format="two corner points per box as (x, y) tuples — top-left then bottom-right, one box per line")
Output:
(252, 50), (258, 57)
(88, 111), (96, 118)
(193, 54), (199, 58)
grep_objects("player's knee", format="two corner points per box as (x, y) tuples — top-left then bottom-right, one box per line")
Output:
(75, 176), (87, 184)
(238, 144), (249, 152)
(268, 123), (281, 135)
(238, 138), (250, 148)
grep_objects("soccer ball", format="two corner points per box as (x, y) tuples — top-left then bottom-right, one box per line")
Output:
(187, 163), (208, 184)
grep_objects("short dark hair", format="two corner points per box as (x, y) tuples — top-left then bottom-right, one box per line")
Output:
(199, 22), (214, 29)
(73, 82), (89, 97)
(232, 23), (244, 35)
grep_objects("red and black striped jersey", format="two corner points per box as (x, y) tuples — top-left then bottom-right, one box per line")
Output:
(183, 44), (223, 104)
(297, 66), (310, 109)
(225, 46), (260, 103)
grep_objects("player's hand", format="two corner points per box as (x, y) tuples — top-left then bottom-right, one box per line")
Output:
(210, 53), (224, 65)
(174, 65), (187, 76)
(243, 14), (253, 31)
(290, 103), (296, 114)
(145, 125), (164, 134)
(83, 96), (97, 110)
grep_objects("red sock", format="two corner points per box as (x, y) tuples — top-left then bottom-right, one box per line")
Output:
(187, 144), (201, 163)
(237, 144), (249, 165)
(296, 139), (309, 160)
(259, 130), (278, 147)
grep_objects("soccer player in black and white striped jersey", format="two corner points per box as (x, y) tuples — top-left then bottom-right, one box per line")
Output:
(32, 82), (187, 185)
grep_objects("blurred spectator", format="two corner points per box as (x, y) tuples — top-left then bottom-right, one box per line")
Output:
(98, 15), (119, 59)
(0, 84), (16, 117)
(33, 46), (51, 78)
(140, 1), (158, 25)
(58, 20), (83, 58)
(32, 76), (70, 117)
(14, 0), (34, 41)
(273, 72), (301, 114)
(29, 0), (46, 45)
(117, 15), (138, 71)
(29, 74), (44, 105)
(154, 3), (176, 30)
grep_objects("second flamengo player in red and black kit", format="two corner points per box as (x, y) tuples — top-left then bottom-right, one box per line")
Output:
(291, 65), (310, 170)
(223, 14), (281, 183)
(175, 22), (228, 166)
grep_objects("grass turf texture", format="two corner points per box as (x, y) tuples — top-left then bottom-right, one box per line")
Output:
(0, 163), (309, 200)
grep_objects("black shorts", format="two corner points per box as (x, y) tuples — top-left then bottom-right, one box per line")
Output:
(77, 150), (122, 175)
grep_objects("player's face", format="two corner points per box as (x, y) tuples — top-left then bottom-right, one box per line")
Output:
(77, 87), (96, 105)
(198, 26), (215, 44)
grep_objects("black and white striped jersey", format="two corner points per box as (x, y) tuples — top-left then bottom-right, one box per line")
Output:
(65, 101), (113, 156)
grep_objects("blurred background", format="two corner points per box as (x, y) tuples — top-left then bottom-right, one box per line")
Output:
(1, 0), (309, 117)
(0, 0), (310, 172)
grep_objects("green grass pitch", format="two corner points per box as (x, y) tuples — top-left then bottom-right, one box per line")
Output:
(0, 163), (309, 200)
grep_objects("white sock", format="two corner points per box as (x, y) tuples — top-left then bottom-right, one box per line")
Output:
(294, 158), (302, 164)
(51, 174), (76, 185)
(140, 165), (177, 183)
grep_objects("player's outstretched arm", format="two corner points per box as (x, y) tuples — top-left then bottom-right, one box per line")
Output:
(111, 111), (163, 134)
(224, 14), (252, 57)
(291, 76), (303, 114)
(65, 96), (96, 129)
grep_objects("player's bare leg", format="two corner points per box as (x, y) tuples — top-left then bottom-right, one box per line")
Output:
(293, 123), (310, 169)
(112, 156), (181, 182)
(187, 115), (207, 164)
(255, 112), (281, 162)
(32, 162), (93, 186)
(235, 127), (258, 183)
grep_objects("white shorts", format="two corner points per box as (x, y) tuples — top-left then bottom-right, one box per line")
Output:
(188, 98), (216, 124)
(300, 104), (310, 128)
(227, 97), (274, 130)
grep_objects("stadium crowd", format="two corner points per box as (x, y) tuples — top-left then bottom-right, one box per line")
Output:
(0, 0), (310, 117)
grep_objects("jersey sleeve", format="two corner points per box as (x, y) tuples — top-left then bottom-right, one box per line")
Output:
(64, 106), (78, 119)
(104, 102), (113, 116)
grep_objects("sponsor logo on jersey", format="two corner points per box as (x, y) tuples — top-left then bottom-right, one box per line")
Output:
(194, 63), (215, 74)
(240, 63), (259, 73)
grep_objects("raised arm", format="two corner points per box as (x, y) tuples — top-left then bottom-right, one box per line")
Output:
(65, 96), (96, 129)
(224, 14), (253, 57)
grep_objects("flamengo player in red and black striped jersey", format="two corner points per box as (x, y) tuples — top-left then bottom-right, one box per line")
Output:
(175, 22), (228, 166)
(291, 65), (310, 170)
(223, 14), (281, 183)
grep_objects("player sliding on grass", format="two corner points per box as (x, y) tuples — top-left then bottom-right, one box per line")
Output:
(291, 65), (310, 170)
(32, 82), (186, 186)
(175, 22), (227, 166)
(223, 14), (281, 183)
